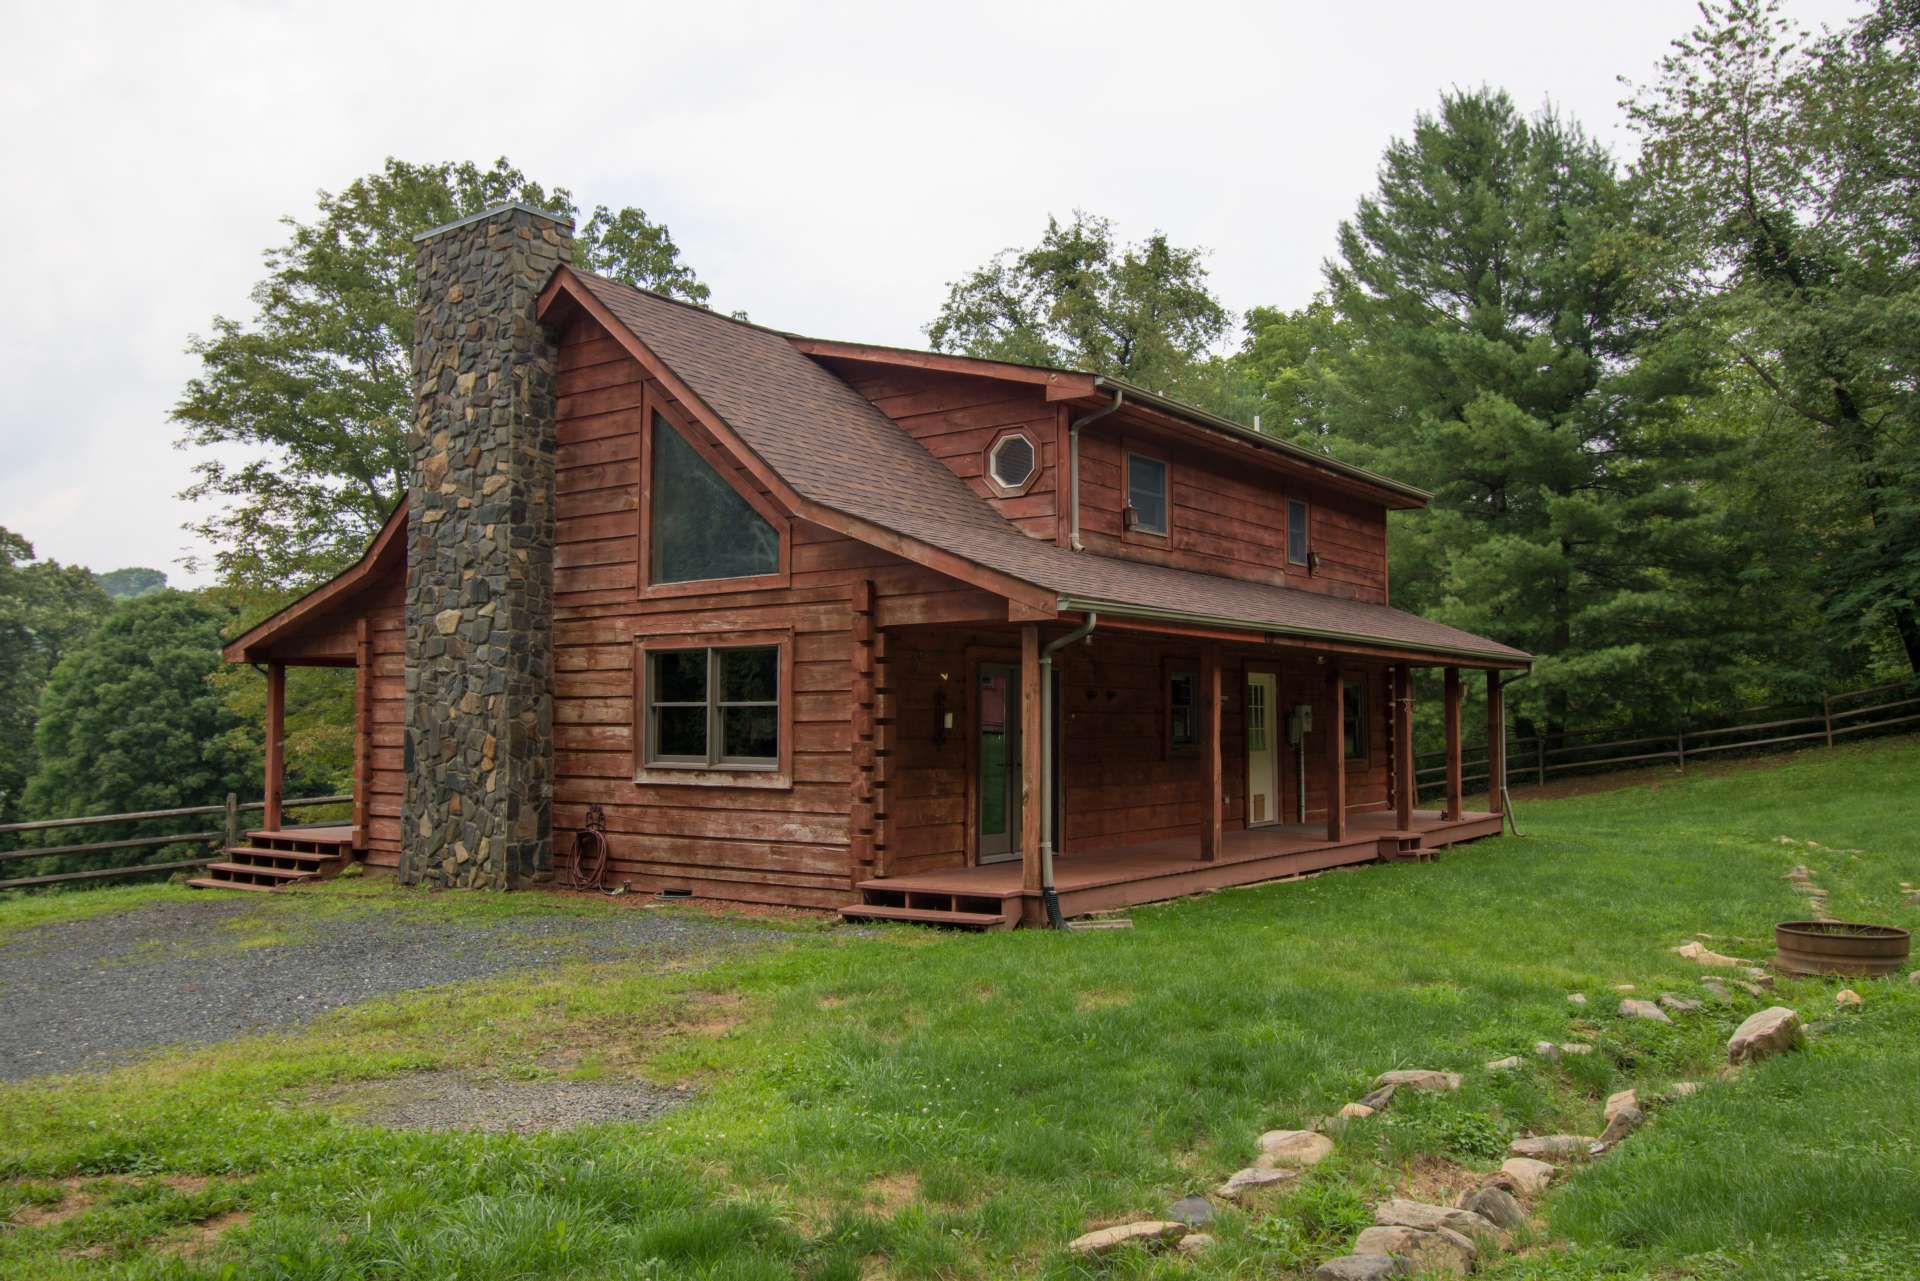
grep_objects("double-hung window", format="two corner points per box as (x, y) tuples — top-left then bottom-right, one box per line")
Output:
(1126, 453), (1169, 536)
(1288, 498), (1310, 566)
(1342, 677), (1368, 761)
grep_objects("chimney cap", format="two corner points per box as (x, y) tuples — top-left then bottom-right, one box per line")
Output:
(411, 201), (575, 244)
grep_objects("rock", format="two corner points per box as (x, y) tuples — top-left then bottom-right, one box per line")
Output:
(1701, 978), (1733, 1001)
(1669, 1081), (1704, 1098)
(1743, 967), (1775, 987)
(1560, 1042), (1594, 1056)
(1619, 998), (1672, 1023)
(1353, 1226), (1475, 1276)
(1068, 1221), (1187, 1255)
(1567, 992), (1588, 1005)
(1258, 1129), (1335, 1167)
(1372, 1069), (1462, 1092)
(1165, 1194), (1214, 1226)
(1674, 940), (1745, 967)
(1314, 1256), (1413, 1280)
(1356, 1084), (1398, 1110)
(1175, 1232), (1216, 1255)
(1736, 980), (1771, 998)
(1458, 1186), (1528, 1231)
(1486, 1056), (1523, 1071)
(1728, 1006), (1802, 1065)
(1909, 970), (1920, 986)
(1835, 989), (1863, 1007)
(1533, 1041), (1561, 1061)
(1603, 1089), (1639, 1125)
(1660, 994), (1703, 1014)
(1614, 983), (1636, 992)
(1597, 1105), (1644, 1146)
(1501, 1157), (1556, 1197)
(1509, 1134), (1596, 1159)
(1373, 1198), (1503, 1241)
(1785, 865), (1812, 881)
(1340, 1102), (1377, 1119)
(1214, 1166), (1299, 1201)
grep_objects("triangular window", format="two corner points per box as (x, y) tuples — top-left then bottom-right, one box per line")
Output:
(650, 412), (780, 584)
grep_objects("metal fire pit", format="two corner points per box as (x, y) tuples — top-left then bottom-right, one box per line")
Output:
(1774, 920), (1911, 978)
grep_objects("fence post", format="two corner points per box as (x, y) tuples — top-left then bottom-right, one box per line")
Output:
(1536, 737), (1547, 786)
(1822, 690), (1834, 748)
(1676, 727), (1686, 773)
(223, 792), (238, 851)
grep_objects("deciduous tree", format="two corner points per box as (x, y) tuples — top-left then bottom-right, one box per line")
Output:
(175, 157), (709, 590)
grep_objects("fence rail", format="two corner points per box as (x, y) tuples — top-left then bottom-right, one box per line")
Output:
(1414, 677), (1920, 799)
(0, 794), (351, 892)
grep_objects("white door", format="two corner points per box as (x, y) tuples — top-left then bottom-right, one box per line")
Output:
(1246, 673), (1278, 826)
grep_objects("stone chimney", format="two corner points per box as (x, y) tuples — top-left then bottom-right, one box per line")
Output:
(400, 203), (573, 888)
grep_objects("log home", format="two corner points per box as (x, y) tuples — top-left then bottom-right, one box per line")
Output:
(214, 203), (1528, 927)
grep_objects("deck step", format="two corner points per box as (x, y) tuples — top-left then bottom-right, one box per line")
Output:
(222, 846), (338, 866)
(203, 862), (318, 882)
(185, 877), (280, 893)
(838, 903), (1014, 931)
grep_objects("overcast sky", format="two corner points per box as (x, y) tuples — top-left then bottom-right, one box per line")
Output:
(1, 0), (1863, 586)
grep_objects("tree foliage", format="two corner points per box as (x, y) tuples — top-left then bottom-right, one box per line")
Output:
(21, 592), (254, 865)
(0, 530), (113, 822)
(175, 157), (709, 590)
(95, 567), (167, 600)
(1627, 0), (1920, 672)
(926, 211), (1234, 404)
(1237, 89), (1753, 735)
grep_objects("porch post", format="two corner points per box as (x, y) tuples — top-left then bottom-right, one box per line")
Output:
(1200, 646), (1221, 860)
(1019, 623), (1044, 893)
(1325, 659), (1346, 840)
(1442, 666), (1463, 821)
(1394, 664), (1415, 830)
(1486, 670), (1505, 817)
(264, 661), (285, 832)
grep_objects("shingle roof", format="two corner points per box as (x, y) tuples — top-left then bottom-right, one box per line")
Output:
(575, 273), (1528, 665)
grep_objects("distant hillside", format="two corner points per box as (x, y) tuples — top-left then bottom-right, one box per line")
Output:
(95, 567), (167, 599)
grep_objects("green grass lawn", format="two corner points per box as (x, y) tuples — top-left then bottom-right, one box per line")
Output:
(3, 738), (1917, 1280)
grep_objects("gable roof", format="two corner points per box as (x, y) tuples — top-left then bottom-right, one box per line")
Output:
(221, 498), (407, 664)
(554, 271), (1527, 667)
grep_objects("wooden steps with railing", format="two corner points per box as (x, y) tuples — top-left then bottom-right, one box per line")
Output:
(840, 881), (1021, 931)
(187, 827), (354, 893)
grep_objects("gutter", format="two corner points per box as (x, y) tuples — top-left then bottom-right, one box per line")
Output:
(1090, 376), (1431, 506)
(1053, 595), (1531, 669)
(1068, 389), (1124, 551)
(1038, 612), (1098, 928)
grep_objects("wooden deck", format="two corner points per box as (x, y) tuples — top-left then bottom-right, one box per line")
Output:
(849, 809), (1503, 926)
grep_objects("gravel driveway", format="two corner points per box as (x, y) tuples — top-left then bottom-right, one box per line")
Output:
(0, 896), (768, 1080)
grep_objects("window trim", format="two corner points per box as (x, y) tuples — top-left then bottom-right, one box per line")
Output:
(1123, 449), (1172, 542)
(982, 427), (1042, 498)
(632, 629), (794, 789)
(1342, 673), (1369, 764)
(1162, 657), (1199, 758)
(636, 389), (793, 600)
(1287, 498), (1311, 567)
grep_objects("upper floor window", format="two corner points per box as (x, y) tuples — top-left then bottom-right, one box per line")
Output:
(1288, 498), (1310, 566)
(1167, 668), (1197, 754)
(651, 412), (780, 584)
(984, 431), (1039, 496)
(1126, 453), (1169, 536)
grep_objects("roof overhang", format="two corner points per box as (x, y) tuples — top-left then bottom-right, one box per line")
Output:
(222, 498), (408, 664)
(1055, 596), (1532, 670)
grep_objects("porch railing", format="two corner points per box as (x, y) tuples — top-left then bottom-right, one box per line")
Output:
(0, 793), (350, 892)
(1415, 677), (1920, 797)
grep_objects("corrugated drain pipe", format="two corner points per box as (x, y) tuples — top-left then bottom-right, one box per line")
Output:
(1069, 390), (1124, 551)
(1039, 612), (1097, 928)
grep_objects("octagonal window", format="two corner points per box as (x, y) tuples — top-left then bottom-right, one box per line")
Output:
(988, 432), (1037, 492)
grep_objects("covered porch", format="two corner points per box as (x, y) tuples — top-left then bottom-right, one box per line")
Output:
(844, 611), (1519, 928)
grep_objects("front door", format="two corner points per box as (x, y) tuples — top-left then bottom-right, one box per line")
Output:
(1247, 672), (1279, 827)
(976, 662), (1022, 863)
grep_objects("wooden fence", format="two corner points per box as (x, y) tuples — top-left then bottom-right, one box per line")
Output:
(1416, 677), (1920, 799)
(0, 794), (350, 892)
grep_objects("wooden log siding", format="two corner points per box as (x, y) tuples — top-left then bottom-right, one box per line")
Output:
(1073, 430), (1390, 602)
(546, 312), (1007, 908)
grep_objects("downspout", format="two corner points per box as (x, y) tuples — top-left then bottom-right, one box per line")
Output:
(1069, 390), (1123, 551)
(1039, 611), (1098, 928)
